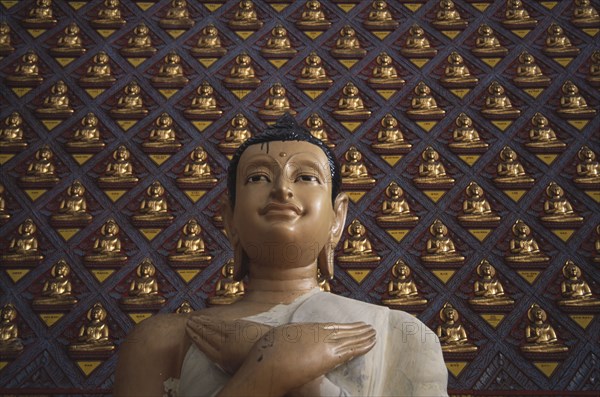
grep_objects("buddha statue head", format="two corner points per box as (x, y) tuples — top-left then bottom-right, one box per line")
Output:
(578, 146), (595, 162)
(528, 303), (547, 323)
(546, 182), (563, 198)
(519, 51), (534, 65)
(138, 258), (156, 277)
(456, 113), (471, 127)
(430, 219), (447, 236)
(392, 260), (410, 280)
(440, 302), (458, 323)
(531, 112), (548, 127)
(476, 260), (495, 279)
(499, 146), (517, 162)
(562, 80), (578, 95)
(68, 180), (85, 197)
(512, 219), (530, 237)
(562, 260), (581, 279)
(102, 219), (119, 236)
(385, 182), (402, 199)
(53, 259), (71, 278)
(184, 219), (201, 236)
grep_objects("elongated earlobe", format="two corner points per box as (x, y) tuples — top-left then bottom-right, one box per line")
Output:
(317, 241), (335, 280)
(222, 197), (249, 281)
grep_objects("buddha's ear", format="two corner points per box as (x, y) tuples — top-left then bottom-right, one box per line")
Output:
(330, 192), (349, 246)
(222, 197), (248, 281)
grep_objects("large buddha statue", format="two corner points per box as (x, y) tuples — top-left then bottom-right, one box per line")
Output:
(1, 218), (44, 265)
(421, 219), (464, 265)
(558, 261), (600, 308)
(84, 219), (128, 266)
(258, 83), (296, 119)
(121, 23), (157, 57)
(371, 113), (411, 152)
(493, 146), (534, 187)
(296, 0), (331, 30)
(338, 219), (381, 263)
(228, 0), (263, 30)
(368, 52), (405, 87)
(50, 22), (86, 56)
(0, 112), (27, 151)
(177, 146), (218, 188)
(169, 219), (212, 265)
(79, 51), (116, 87)
(414, 147), (455, 188)
(440, 52), (478, 87)
(66, 112), (105, 151)
(540, 182), (583, 226)
(505, 219), (549, 265)
(218, 113), (252, 152)
(159, 0), (194, 29)
(513, 52), (550, 87)
(574, 146), (600, 187)
(502, 0), (537, 28)
(151, 52), (189, 87)
(557, 80), (596, 119)
(305, 113), (334, 147)
(436, 303), (477, 353)
(521, 304), (568, 354)
(333, 82), (371, 120)
(224, 53), (261, 87)
(98, 145), (139, 187)
(0, 304), (23, 356)
(376, 182), (418, 225)
(5, 51), (43, 87)
(296, 52), (333, 88)
(587, 50), (600, 87)
(331, 25), (367, 58)
(32, 259), (78, 308)
(185, 81), (222, 119)
(363, 0), (399, 30)
(121, 259), (166, 307)
(69, 303), (115, 354)
(400, 24), (437, 58)
(382, 260), (427, 306)
(525, 113), (565, 151)
(131, 181), (174, 226)
(0, 22), (15, 55)
(91, 0), (126, 28)
(50, 180), (93, 226)
(340, 146), (376, 186)
(432, 0), (468, 30)
(19, 145), (60, 187)
(469, 260), (514, 307)
(543, 23), (579, 56)
(472, 24), (507, 57)
(22, 0), (57, 28)
(571, 0), (600, 27)
(458, 182), (500, 226)
(481, 81), (520, 119)
(260, 25), (297, 58)
(209, 260), (245, 305)
(110, 81), (148, 118)
(35, 80), (74, 118)
(142, 113), (182, 152)
(191, 24), (227, 57)
(448, 113), (488, 152)
(407, 82), (445, 119)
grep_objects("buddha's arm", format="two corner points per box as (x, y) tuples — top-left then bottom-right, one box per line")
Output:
(525, 326), (537, 342)
(560, 281), (571, 297)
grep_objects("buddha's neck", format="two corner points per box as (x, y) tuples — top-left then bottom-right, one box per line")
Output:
(244, 266), (319, 304)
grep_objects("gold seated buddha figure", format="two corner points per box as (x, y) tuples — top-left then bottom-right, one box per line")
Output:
(521, 304), (568, 355)
(458, 182), (500, 226)
(421, 220), (464, 265)
(371, 113), (411, 153)
(330, 25), (367, 58)
(110, 81), (148, 118)
(228, 0), (263, 30)
(368, 52), (405, 87)
(218, 114), (252, 152)
(341, 146), (376, 187)
(22, 0), (57, 28)
(258, 83), (296, 120)
(79, 51), (116, 87)
(296, 0), (331, 30)
(50, 22), (86, 56)
(472, 24), (508, 57)
(543, 23), (580, 57)
(50, 180), (93, 227)
(432, 0), (468, 30)
(65, 112), (105, 152)
(91, 0), (126, 28)
(224, 53), (261, 87)
(338, 220), (381, 264)
(159, 0), (194, 29)
(176, 301), (193, 314)
(1, 219), (44, 265)
(502, 0), (537, 28)
(407, 82), (445, 120)
(209, 260), (245, 305)
(440, 52), (478, 87)
(571, 0), (600, 27)
(0, 22), (15, 55)
(120, 23), (157, 57)
(541, 182), (583, 226)
(595, 225), (600, 263)
(587, 51), (600, 87)
(0, 112), (27, 151)
(574, 146), (600, 187)
(481, 81), (520, 119)
(19, 145), (60, 187)
(0, 304), (23, 356)
(176, 146), (218, 188)
(190, 24), (227, 57)
(513, 52), (551, 87)
(363, 0), (399, 30)
(505, 220), (549, 265)
(305, 113), (334, 148)
(557, 81), (596, 119)
(469, 260), (514, 307)
(168, 219), (212, 265)
(448, 113), (488, 153)
(151, 52), (189, 87)
(32, 259), (78, 308)
(414, 147), (455, 188)
(525, 113), (565, 152)
(142, 113), (182, 153)
(493, 146), (534, 188)
(436, 303), (477, 354)
(400, 25), (437, 58)
(376, 182), (419, 226)
(131, 181), (174, 226)
(35, 80), (74, 118)
(295, 52), (333, 88)
(84, 219), (127, 266)
(5, 51), (43, 87)
(382, 260), (427, 306)
(333, 82), (371, 120)
(558, 261), (600, 308)
(121, 259), (166, 307)
(185, 82), (222, 119)
(98, 145), (139, 187)
(0, 184), (10, 223)
(261, 25), (297, 58)
(69, 303), (115, 355)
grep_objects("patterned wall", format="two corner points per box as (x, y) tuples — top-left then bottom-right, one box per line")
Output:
(0, 0), (599, 394)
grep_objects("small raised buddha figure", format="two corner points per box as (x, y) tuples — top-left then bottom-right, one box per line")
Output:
(400, 24), (437, 58)
(296, 0), (331, 30)
(121, 23), (157, 57)
(169, 219), (212, 264)
(414, 147), (455, 187)
(50, 22), (86, 56)
(440, 52), (478, 87)
(33, 259), (78, 308)
(184, 81), (222, 119)
(469, 260), (514, 306)
(50, 180), (93, 226)
(341, 146), (376, 186)
(177, 146), (218, 187)
(432, 0), (468, 30)
(66, 112), (105, 151)
(305, 113), (334, 148)
(0, 22), (15, 55)
(228, 0), (263, 30)
(543, 23), (579, 56)
(0, 304), (23, 355)
(0, 184), (10, 223)
(541, 182), (583, 225)
(364, 0), (399, 30)
(494, 146), (534, 187)
(91, 0), (126, 28)
(159, 0), (194, 29)
(0, 112), (27, 151)
(371, 113), (411, 152)
(84, 219), (127, 265)
(19, 145), (60, 187)
(1, 219), (44, 265)
(191, 24), (227, 57)
(209, 260), (245, 305)
(458, 182), (501, 226)
(407, 82), (445, 119)
(176, 301), (193, 314)
(23, 0), (57, 27)
(331, 25), (367, 58)
(502, 0), (537, 28)
(557, 81), (596, 119)
(151, 52), (189, 87)
(132, 181), (174, 225)
(6, 51), (43, 86)
(223, 53), (261, 87)
(259, 83), (296, 119)
(111, 81), (148, 118)
(219, 113), (252, 152)
(513, 51), (550, 87)
(36, 80), (74, 118)
(421, 219), (465, 265)
(79, 51), (115, 87)
(436, 303), (477, 353)
(98, 145), (139, 187)
(572, 0), (600, 27)
(142, 113), (182, 152)
(296, 52), (333, 87)
(448, 113), (488, 152)
(317, 269), (331, 292)
(376, 182), (419, 225)
(121, 259), (166, 307)
(382, 260), (427, 306)
(481, 81), (520, 119)
(521, 303), (568, 354)
(575, 146), (600, 186)
(505, 219), (549, 265)
(338, 219), (381, 263)
(587, 50), (600, 86)
(261, 25), (296, 58)
(559, 261), (599, 307)
(333, 82), (371, 120)
(368, 52), (405, 87)
(69, 303), (115, 354)
(525, 113), (565, 151)
(472, 24), (508, 57)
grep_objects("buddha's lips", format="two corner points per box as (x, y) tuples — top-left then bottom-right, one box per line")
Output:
(260, 202), (302, 215)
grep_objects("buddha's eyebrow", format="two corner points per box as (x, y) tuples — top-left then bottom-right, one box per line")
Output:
(286, 157), (328, 179)
(239, 156), (278, 175)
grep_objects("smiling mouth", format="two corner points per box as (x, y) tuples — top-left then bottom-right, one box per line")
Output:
(260, 202), (302, 216)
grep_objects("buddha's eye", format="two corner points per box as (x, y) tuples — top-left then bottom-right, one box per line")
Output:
(296, 174), (320, 183)
(246, 174), (270, 183)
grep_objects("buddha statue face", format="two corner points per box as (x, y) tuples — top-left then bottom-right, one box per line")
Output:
(397, 264), (409, 279)
(478, 24), (492, 36)
(199, 82), (213, 96)
(114, 146), (128, 161)
(431, 220), (446, 236)
(104, 220), (118, 236)
(564, 261), (580, 278)
(233, 114), (248, 128)
(70, 181), (85, 196)
(549, 24), (563, 36)
(562, 81), (577, 95)
(509, 0), (522, 9)
(457, 113), (471, 127)
(382, 114), (397, 128)
(467, 182), (483, 197)
(271, 84), (285, 96)
(513, 220), (529, 237)
(546, 182), (563, 198)
(490, 82), (504, 95)
(307, 1), (320, 10)
(192, 147), (207, 161)
(237, 54), (251, 66)
(186, 220), (200, 235)
(95, 52), (109, 64)
(374, 1), (386, 10)
(135, 24), (149, 36)
(529, 305), (545, 322)
(346, 147), (361, 162)
(54, 260), (70, 277)
(126, 82), (140, 95)
(578, 146), (594, 161)
(84, 113), (98, 127)
(387, 182), (401, 198)
(240, 0), (253, 10)
(442, 306), (457, 322)
(307, 114), (322, 128)
(166, 52), (179, 64)
(532, 113), (547, 127)
(20, 219), (36, 235)
(349, 221), (365, 237)
(423, 147), (438, 161)
(90, 304), (106, 321)
(415, 82), (430, 95)
(592, 51), (600, 63)
(174, 0), (186, 7)
(341, 26), (355, 37)
(441, 0), (455, 10)
(410, 25), (424, 37)
(157, 113), (172, 128)
(139, 260), (154, 276)
(0, 23), (9, 35)
(500, 146), (516, 161)
(1, 305), (16, 322)
(38, 0), (51, 7)
(54, 81), (67, 94)
(478, 261), (493, 278)
(306, 52), (321, 66)
(378, 52), (392, 66)
(105, 0), (119, 8)
(148, 182), (164, 197)
(24, 51), (37, 64)
(273, 25), (286, 37)
(344, 83), (358, 97)
(448, 52), (462, 64)
(519, 52), (534, 64)
(38, 146), (52, 160)
(204, 25), (217, 37)
(8, 112), (22, 126)
(66, 23), (79, 36)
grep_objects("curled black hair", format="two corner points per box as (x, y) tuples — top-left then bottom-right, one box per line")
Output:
(227, 113), (341, 208)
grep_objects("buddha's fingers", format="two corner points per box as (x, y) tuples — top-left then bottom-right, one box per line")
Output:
(186, 321), (222, 356)
(325, 323), (374, 340)
(333, 334), (377, 361)
(322, 321), (369, 331)
(331, 327), (376, 350)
